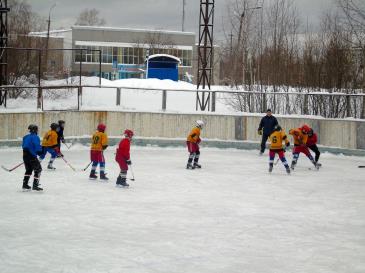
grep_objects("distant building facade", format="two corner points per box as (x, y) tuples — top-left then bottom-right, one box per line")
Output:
(31, 26), (194, 81)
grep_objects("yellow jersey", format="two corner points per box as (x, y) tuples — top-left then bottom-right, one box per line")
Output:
(269, 130), (289, 150)
(289, 128), (308, 145)
(187, 127), (201, 143)
(91, 131), (108, 151)
(42, 130), (58, 147)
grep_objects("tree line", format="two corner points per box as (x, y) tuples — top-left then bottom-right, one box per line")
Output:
(219, 0), (365, 118)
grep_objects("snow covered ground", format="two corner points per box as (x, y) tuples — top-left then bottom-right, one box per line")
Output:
(0, 145), (365, 273)
(1, 77), (234, 113)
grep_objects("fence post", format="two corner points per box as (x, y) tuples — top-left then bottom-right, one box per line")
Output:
(77, 86), (83, 110)
(303, 93), (309, 115)
(346, 94), (351, 117)
(211, 91), (216, 112)
(37, 50), (42, 110)
(162, 90), (167, 111)
(361, 96), (365, 119)
(116, 87), (121, 106)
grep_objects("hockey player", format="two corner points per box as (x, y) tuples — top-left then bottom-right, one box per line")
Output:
(39, 123), (60, 170)
(90, 123), (108, 180)
(186, 120), (204, 169)
(115, 129), (134, 187)
(22, 124), (43, 191)
(268, 125), (291, 174)
(56, 120), (66, 157)
(307, 128), (321, 165)
(289, 124), (319, 170)
(258, 109), (278, 155)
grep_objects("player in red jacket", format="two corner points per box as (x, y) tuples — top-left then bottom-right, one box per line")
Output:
(115, 129), (134, 187)
(307, 128), (321, 165)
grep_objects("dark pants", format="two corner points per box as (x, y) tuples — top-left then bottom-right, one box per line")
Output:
(260, 134), (269, 153)
(23, 151), (42, 185)
(308, 144), (321, 163)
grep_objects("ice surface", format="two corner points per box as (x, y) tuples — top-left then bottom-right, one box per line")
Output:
(0, 145), (364, 273)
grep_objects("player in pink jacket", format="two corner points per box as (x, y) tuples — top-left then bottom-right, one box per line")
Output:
(115, 129), (134, 187)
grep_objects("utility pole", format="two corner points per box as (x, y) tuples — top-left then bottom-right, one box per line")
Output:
(182, 0), (186, 32)
(45, 3), (56, 75)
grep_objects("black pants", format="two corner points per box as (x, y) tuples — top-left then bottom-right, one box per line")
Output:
(260, 134), (269, 153)
(23, 151), (42, 183)
(308, 144), (320, 163)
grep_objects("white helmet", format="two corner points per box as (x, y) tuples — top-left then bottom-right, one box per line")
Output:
(196, 120), (204, 128)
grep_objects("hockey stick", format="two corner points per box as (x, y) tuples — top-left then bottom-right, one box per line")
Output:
(1, 162), (24, 172)
(273, 158), (280, 165)
(61, 156), (76, 172)
(129, 165), (135, 181)
(358, 166), (365, 168)
(63, 142), (72, 150)
(82, 161), (92, 171)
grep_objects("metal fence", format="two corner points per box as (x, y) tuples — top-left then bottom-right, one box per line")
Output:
(1, 83), (365, 119)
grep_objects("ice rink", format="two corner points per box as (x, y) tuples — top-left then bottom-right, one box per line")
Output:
(0, 145), (364, 273)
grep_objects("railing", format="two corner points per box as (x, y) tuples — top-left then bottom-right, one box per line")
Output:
(1, 84), (365, 119)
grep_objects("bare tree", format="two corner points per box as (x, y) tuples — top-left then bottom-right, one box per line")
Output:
(75, 8), (106, 26)
(7, 0), (46, 98)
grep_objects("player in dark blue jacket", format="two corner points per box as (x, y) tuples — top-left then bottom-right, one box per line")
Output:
(257, 109), (278, 155)
(22, 124), (43, 191)
(56, 120), (65, 157)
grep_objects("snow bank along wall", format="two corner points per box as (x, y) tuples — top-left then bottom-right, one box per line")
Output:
(0, 111), (364, 154)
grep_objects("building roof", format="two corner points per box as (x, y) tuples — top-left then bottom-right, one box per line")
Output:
(148, 54), (181, 64)
(71, 25), (195, 36)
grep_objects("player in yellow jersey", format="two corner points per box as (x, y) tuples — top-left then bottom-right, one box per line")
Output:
(89, 123), (109, 180)
(39, 123), (60, 170)
(268, 125), (291, 174)
(289, 124), (319, 170)
(186, 120), (204, 169)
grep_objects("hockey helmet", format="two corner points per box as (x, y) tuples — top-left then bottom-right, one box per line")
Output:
(28, 124), (38, 134)
(58, 120), (65, 127)
(274, 125), (282, 131)
(97, 123), (106, 132)
(50, 123), (59, 130)
(301, 124), (311, 134)
(196, 120), (204, 129)
(124, 129), (134, 138)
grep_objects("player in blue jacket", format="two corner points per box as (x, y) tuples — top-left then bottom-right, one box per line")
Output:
(22, 124), (43, 191)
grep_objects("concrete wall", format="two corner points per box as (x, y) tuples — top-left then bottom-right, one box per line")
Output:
(0, 111), (364, 152)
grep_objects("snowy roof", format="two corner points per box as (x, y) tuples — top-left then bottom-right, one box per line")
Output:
(29, 29), (72, 38)
(72, 25), (195, 36)
(148, 54), (181, 64)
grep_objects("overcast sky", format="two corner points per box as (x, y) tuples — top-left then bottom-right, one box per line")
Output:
(30, 0), (335, 41)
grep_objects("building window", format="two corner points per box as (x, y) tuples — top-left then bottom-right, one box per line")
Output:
(74, 44), (192, 67)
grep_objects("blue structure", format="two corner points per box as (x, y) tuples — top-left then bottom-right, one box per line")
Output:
(147, 54), (181, 81)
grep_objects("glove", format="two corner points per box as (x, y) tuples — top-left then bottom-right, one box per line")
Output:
(286, 142), (290, 147)
(258, 129), (263, 135)
(197, 138), (201, 144)
(126, 160), (132, 165)
(61, 138), (65, 144)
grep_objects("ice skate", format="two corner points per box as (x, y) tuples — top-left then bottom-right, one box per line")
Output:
(100, 173), (109, 181)
(186, 163), (195, 170)
(22, 182), (31, 190)
(32, 180), (43, 191)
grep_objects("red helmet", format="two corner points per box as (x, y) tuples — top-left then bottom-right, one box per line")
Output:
(301, 124), (311, 134)
(97, 123), (106, 132)
(124, 129), (134, 138)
